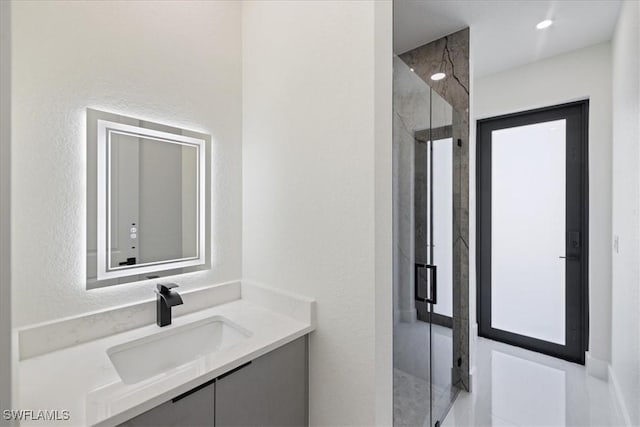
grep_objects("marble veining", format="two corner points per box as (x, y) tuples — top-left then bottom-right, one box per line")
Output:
(400, 29), (470, 115)
(397, 27), (471, 392)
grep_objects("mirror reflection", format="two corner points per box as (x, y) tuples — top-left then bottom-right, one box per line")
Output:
(108, 131), (199, 269)
(87, 109), (210, 289)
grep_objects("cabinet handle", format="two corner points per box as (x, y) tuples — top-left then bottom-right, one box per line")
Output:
(172, 377), (216, 403)
(216, 361), (252, 380)
(171, 361), (253, 403)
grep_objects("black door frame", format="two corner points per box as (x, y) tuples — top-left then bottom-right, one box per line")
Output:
(476, 100), (589, 364)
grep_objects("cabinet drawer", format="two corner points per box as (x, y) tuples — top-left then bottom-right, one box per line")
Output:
(215, 337), (308, 427)
(118, 379), (215, 427)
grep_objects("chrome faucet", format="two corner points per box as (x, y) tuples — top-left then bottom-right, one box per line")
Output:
(155, 283), (183, 327)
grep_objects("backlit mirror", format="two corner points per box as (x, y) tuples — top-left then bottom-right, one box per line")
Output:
(87, 109), (211, 289)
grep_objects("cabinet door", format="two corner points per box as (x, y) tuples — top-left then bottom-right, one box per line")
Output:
(216, 337), (308, 427)
(118, 379), (215, 427)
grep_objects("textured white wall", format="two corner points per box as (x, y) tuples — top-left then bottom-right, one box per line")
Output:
(374, 2), (394, 424)
(611, 1), (640, 424)
(474, 42), (613, 365)
(1, 0), (12, 419)
(12, 1), (243, 327)
(242, 1), (392, 424)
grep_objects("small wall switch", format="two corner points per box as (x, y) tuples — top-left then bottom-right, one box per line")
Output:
(614, 235), (619, 254)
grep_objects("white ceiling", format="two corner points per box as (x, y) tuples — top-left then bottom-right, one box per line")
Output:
(394, 0), (622, 78)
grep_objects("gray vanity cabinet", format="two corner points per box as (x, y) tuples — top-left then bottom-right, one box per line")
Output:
(118, 379), (216, 427)
(118, 336), (308, 427)
(215, 336), (308, 427)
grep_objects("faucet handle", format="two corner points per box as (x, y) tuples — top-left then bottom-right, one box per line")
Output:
(157, 283), (179, 293)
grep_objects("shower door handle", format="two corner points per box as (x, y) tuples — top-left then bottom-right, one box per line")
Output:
(414, 263), (437, 304)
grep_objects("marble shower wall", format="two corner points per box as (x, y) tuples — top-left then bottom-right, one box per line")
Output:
(399, 28), (470, 391)
(400, 29), (469, 114)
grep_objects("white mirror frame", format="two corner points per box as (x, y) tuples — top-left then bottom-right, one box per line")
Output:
(96, 119), (206, 280)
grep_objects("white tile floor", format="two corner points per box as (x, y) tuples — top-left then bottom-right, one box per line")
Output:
(443, 337), (626, 427)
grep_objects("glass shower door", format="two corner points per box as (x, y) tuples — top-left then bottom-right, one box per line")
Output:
(393, 56), (458, 427)
(423, 90), (457, 426)
(393, 55), (432, 427)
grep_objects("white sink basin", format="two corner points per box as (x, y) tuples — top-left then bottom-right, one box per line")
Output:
(107, 316), (251, 384)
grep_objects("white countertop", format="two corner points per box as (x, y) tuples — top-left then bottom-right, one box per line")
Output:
(18, 294), (315, 427)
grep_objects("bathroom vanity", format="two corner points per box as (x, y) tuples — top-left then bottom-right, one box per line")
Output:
(120, 337), (306, 427)
(15, 111), (315, 426)
(17, 282), (315, 427)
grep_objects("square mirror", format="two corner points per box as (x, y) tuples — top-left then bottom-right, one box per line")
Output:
(87, 109), (211, 289)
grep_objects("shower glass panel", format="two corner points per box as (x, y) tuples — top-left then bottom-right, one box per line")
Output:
(393, 55), (458, 427)
(393, 55), (431, 427)
(426, 92), (454, 321)
(424, 91), (457, 426)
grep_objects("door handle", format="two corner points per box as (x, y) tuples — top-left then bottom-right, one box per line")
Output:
(559, 255), (580, 261)
(414, 263), (437, 304)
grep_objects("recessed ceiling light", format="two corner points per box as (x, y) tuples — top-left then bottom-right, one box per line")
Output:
(536, 19), (553, 30)
(410, 67), (415, 72)
(430, 72), (446, 81)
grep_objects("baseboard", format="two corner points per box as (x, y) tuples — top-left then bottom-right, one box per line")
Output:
(467, 366), (475, 392)
(585, 352), (609, 381)
(608, 365), (633, 426)
(399, 308), (417, 323)
(468, 323), (478, 392)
